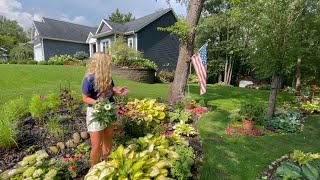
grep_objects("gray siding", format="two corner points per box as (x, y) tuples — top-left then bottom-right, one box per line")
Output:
(96, 35), (115, 52)
(137, 11), (179, 71)
(43, 39), (89, 61)
(100, 23), (111, 33)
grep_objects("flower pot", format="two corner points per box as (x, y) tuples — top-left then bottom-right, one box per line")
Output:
(185, 103), (195, 110)
(242, 119), (256, 131)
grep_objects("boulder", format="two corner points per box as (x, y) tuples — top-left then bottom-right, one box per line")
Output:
(56, 142), (65, 150)
(66, 140), (76, 148)
(72, 132), (81, 144)
(80, 131), (89, 140)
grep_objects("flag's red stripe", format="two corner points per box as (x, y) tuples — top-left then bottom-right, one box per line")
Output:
(192, 54), (206, 95)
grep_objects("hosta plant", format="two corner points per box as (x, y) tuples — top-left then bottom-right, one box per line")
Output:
(85, 134), (194, 180)
(301, 101), (320, 113)
(125, 99), (166, 125)
(169, 109), (192, 123)
(173, 123), (197, 137)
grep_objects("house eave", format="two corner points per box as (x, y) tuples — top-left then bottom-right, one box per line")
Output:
(36, 36), (88, 44)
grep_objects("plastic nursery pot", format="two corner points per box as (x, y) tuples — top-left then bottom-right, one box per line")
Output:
(185, 103), (195, 110)
(242, 119), (256, 131)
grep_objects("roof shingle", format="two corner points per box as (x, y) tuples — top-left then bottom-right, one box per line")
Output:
(34, 18), (97, 43)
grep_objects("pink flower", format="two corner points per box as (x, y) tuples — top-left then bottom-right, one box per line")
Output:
(39, 95), (45, 99)
(163, 131), (173, 137)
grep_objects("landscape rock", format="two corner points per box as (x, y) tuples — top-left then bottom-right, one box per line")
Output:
(49, 146), (59, 154)
(0, 170), (11, 180)
(72, 132), (81, 144)
(56, 142), (65, 150)
(80, 131), (89, 140)
(66, 140), (76, 148)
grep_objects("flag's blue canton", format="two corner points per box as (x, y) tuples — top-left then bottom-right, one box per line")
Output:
(199, 43), (208, 67)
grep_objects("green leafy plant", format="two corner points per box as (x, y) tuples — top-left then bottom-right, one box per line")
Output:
(173, 123), (197, 137)
(182, 95), (196, 105)
(47, 93), (61, 112)
(0, 98), (29, 150)
(114, 58), (158, 71)
(292, 150), (320, 165)
(239, 102), (265, 121)
(170, 145), (195, 180)
(38, 61), (48, 65)
(109, 36), (141, 61)
(169, 109), (192, 123)
(85, 134), (194, 179)
(301, 101), (320, 113)
(29, 95), (49, 123)
(261, 112), (305, 133)
(125, 99), (166, 125)
(73, 51), (89, 60)
(159, 70), (175, 82)
(188, 73), (199, 84)
(48, 55), (80, 65)
(45, 116), (64, 139)
(91, 99), (118, 127)
(9, 46), (33, 60)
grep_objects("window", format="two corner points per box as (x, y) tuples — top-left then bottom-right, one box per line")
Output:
(100, 39), (111, 52)
(128, 37), (134, 48)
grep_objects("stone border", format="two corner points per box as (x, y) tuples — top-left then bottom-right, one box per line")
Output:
(112, 67), (155, 84)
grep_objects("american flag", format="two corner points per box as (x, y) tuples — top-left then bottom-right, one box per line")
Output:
(191, 43), (208, 95)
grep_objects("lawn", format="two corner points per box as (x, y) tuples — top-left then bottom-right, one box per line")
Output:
(0, 65), (169, 106)
(1, 65), (319, 179)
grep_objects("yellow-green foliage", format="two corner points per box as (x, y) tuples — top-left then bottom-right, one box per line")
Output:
(126, 99), (166, 125)
(173, 123), (197, 137)
(85, 134), (193, 179)
(47, 93), (61, 112)
(45, 116), (64, 139)
(29, 95), (49, 122)
(292, 150), (320, 165)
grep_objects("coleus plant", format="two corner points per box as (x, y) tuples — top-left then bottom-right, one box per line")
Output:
(125, 99), (166, 125)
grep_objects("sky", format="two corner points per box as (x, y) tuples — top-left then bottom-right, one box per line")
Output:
(0, 0), (187, 30)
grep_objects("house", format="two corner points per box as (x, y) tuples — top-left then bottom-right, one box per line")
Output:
(31, 8), (179, 70)
(31, 18), (96, 61)
(88, 8), (180, 70)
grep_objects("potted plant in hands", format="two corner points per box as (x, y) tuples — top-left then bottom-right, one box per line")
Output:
(239, 102), (264, 131)
(183, 95), (196, 110)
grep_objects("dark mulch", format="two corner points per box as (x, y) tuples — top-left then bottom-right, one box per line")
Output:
(0, 107), (87, 171)
(260, 155), (290, 180)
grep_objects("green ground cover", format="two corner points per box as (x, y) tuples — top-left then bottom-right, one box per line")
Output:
(0, 65), (319, 179)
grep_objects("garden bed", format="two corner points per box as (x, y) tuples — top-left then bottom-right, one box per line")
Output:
(0, 91), (207, 180)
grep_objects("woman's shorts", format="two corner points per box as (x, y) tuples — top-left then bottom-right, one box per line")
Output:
(86, 107), (107, 132)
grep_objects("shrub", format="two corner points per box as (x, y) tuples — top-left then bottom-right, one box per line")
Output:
(113, 58), (158, 71)
(29, 95), (49, 123)
(239, 102), (265, 121)
(159, 70), (175, 82)
(9, 60), (17, 64)
(27, 60), (37, 65)
(48, 55), (80, 65)
(9, 46), (33, 60)
(260, 112), (305, 133)
(17, 60), (28, 64)
(73, 51), (89, 60)
(109, 36), (141, 61)
(38, 61), (48, 65)
(301, 101), (320, 113)
(0, 60), (7, 64)
(188, 74), (198, 84)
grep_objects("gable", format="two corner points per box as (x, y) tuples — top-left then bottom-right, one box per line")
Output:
(100, 23), (111, 33)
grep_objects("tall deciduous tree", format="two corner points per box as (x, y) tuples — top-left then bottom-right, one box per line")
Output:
(0, 16), (28, 43)
(108, 9), (135, 23)
(167, 0), (205, 103)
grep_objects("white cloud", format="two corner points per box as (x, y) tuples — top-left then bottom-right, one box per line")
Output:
(0, 0), (89, 30)
(0, 0), (41, 29)
(59, 14), (89, 25)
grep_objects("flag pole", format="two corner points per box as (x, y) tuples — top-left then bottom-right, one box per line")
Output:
(187, 59), (192, 96)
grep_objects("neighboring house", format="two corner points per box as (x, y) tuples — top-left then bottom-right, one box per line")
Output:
(31, 17), (96, 61)
(88, 8), (179, 70)
(31, 9), (179, 70)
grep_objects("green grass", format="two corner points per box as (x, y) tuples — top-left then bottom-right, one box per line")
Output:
(1, 65), (319, 179)
(0, 65), (169, 105)
(192, 85), (320, 179)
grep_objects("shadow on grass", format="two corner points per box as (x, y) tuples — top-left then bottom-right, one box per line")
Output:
(189, 85), (320, 179)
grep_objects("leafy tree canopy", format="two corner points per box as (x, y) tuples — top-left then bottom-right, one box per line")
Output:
(108, 9), (135, 23)
(0, 16), (28, 43)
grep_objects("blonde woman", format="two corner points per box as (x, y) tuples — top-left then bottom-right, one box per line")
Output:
(82, 52), (121, 167)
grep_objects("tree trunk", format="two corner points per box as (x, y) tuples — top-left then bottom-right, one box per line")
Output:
(267, 74), (281, 119)
(218, 72), (222, 83)
(168, 0), (205, 103)
(224, 56), (229, 84)
(295, 56), (302, 92)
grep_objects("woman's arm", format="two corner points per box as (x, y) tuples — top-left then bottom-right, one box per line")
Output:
(82, 94), (98, 105)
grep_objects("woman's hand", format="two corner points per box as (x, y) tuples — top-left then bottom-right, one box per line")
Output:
(113, 87), (128, 96)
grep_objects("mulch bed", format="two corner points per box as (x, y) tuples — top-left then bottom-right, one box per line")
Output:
(0, 104), (206, 180)
(0, 107), (87, 171)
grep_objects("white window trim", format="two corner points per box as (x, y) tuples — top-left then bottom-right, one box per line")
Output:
(127, 37), (134, 48)
(100, 39), (111, 52)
